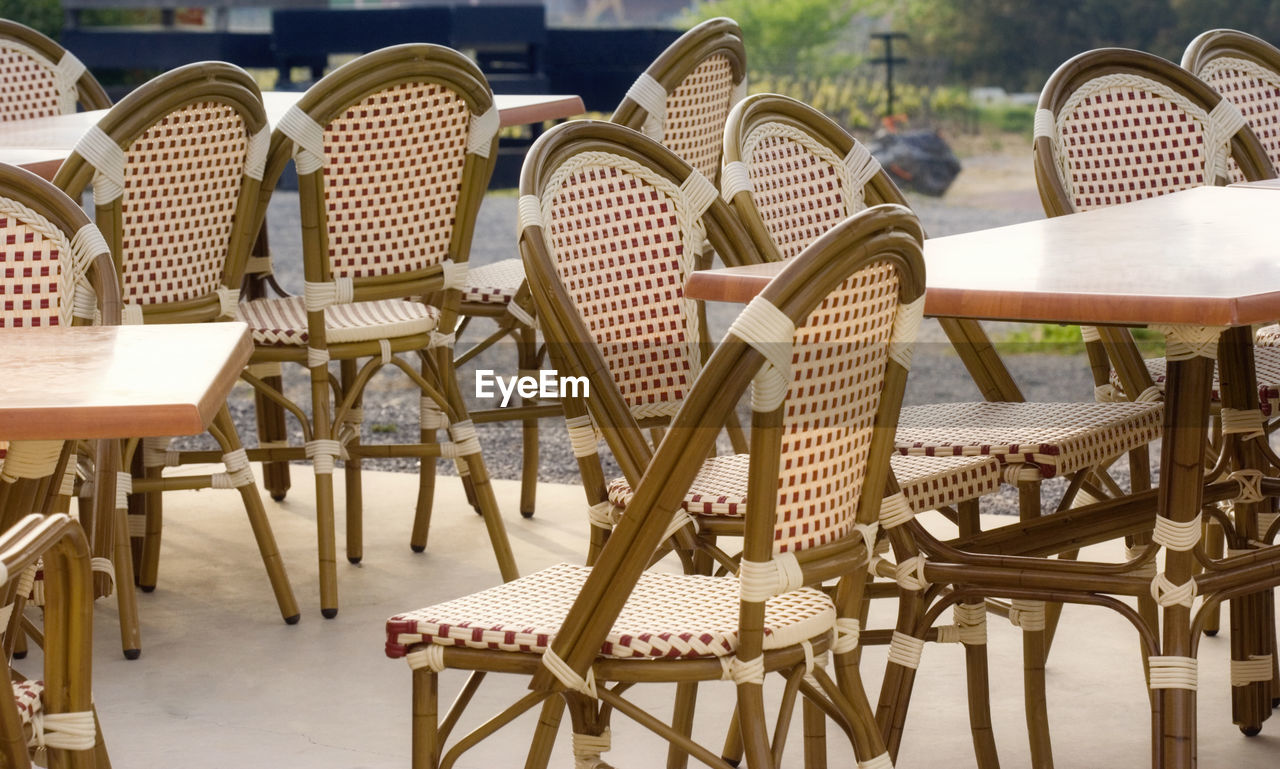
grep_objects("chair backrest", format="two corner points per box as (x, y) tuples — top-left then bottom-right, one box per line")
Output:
(518, 120), (759, 458)
(528, 200), (926, 693)
(0, 19), (109, 122)
(1183, 28), (1280, 183)
(612, 17), (747, 185)
(1034, 47), (1273, 216)
(722, 92), (908, 263)
(55, 62), (266, 325)
(259, 44), (497, 324)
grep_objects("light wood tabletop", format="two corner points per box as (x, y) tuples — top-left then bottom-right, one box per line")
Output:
(0, 322), (252, 440)
(688, 186), (1280, 327)
(0, 91), (586, 181)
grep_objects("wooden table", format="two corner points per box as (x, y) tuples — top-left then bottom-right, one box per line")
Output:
(0, 322), (254, 657)
(0, 91), (587, 181)
(687, 186), (1280, 766)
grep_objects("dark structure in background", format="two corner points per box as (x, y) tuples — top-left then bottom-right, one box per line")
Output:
(59, 0), (680, 186)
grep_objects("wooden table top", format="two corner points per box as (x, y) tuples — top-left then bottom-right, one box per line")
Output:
(0, 323), (252, 440)
(688, 187), (1280, 328)
(0, 91), (586, 181)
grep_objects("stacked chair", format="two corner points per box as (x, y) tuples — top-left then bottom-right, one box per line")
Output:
(0, 19), (108, 121)
(385, 114), (931, 768)
(54, 62), (300, 647)
(0, 161), (119, 766)
(236, 44), (519, 618)
(450, 17), (751, 520)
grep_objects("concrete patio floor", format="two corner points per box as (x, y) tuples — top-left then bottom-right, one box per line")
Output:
(28, 464), (1280, 767)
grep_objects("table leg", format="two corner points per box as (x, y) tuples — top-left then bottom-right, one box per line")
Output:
(1215, 327), (1274, 734)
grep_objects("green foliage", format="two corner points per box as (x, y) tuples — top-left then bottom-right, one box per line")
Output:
(997, 325), (1164, 357)
(682, 0), (863, 77)
(975, 103), (1036, 135)
(749, 72), (972, 132)
(0, 0), (62, 39)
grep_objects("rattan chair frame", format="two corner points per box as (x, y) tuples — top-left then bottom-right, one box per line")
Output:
(239, 44), (518, 618)
(53, 62), (300, 648)
(390, 160), (926, 767)
(0, 19), (109, 121)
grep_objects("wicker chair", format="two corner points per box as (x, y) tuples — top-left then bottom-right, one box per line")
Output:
(236, 44), (519, 618)
(452, 17), (750, 520)
(0, 514), (108, 768)
(53, 62), (300, 641)
(387, 128), (927, 765)
(0, 19), (108, 122)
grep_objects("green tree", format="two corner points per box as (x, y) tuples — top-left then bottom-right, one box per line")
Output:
(0, 0), (62, 39)
(683, 0), (864, 77)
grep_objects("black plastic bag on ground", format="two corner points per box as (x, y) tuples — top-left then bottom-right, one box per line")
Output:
(869, 130), (962, 197)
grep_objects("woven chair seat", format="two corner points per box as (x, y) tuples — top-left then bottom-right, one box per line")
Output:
(461, 258), (525, 306)
(386, 562), (834, 660)
(606, 452), (1002, 518)
(10, 679), (41, 727)
(1108, 350), (1280, 415)
(1258, 324), (1280, 346)
(239, 296), (440, 346)
(895, 401), (1163, 479)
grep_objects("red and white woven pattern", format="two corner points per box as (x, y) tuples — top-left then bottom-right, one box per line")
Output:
(1052, 77), (1213, 211)
(10, 679), (41, 727)
(0, 46), (59, 121)
(119, 101), (247, 306)
(462, 258), (525, 306)
(1110, 350), (1280, 416)
(539, 155), (704, 420)
(385, 562), (835, 659)
(0, 209), (71, 328)
(896, 400), (1163, 479)
(664, 54), (736, 181)
(606, 452), (1002, 519)
(1196, 57), (1280, 183)
(740, 123), (858, 260)
(1257, 324), (1280, 347)
(322, 82), (469, 281)
(771, 263), (899, 553)
(238, 295), (439, 346)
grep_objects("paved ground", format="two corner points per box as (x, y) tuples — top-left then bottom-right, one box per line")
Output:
(201, 145), (1140, 516)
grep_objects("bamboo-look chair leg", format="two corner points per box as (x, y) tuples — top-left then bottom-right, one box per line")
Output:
(341, 359), (364, 565)
(1202, 518), (1224, 635)
(126, 450), (147, 580)
(459, 449), (518, 583)
(309, 358), (340, 618)
(254, 370), (292, 502)
(136, 457), (164, 592)
(410, 411), (438, 555)
(801, 699), (827, 769)
(210, 407), (300, 624)
(412, 667), (440, 769)
(666, 681), (699, 769)
(517, 323), (539, 519)
(720, 710), (743, 766)
(1015, 479), (1054, 768)
(964, 636), (1001, 769)
(105, 445), (142, 658)
(523, 697), (565, 769)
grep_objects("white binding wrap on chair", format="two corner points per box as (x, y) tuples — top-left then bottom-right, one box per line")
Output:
(587, 501), (615, 530)
(278, 104), (326, 175)
(1151, 571), (1198, 608)
(419, 398), (449, 431)
(68, 222), (107, 321)
(719, 160), (753, 201)
(893, 555), (929, 591)
(73, 125), (125, 204)
(879, 492), (913, 529)
(1033, 108), (1057, 141)
(0, 440), (63, 482)
(1220, 408), (1265, 440)
(858, 752), (894, 769)
(1205, 98), (1247, 181)
(939, 603), (988, 645)
(843, 141), (882, 199)
(517, 194), (543, 233)
(438, 259), (468, 292)
(443, 420), (482, 459)
(565, 416), (600, 458)
(303, 277), (354, 311)
(680, 170), (718, 220)
(720, 653), (765, 685)
(114, 471), (131, 510)
(887, 631), (925, 670)
(1148, 655), (1198, 690)
(53, 50), (86, 113)
(1124, 544), (1158, 579)
(1008, 599), (1047, 631)
(405, 643), (446, 672)
(1153, 514), (1201, 552)
(1228, 469), (1264, 504)
(306, 439), (343, 475)
(832, 617), (861, 654)
(728, 295), (795, 413)
(31, 709), (97, 752)
(1153, 324), (1223, 361)
(212, 448), (254, 489)
(572, 729), (612, 769)
(58, 462), (76, 498)
(467, 105), (500, 158)
(888, 295), (924, 370)
(142, 436), (173, 468)
(244, 125), (270, 181)
(1231, 655), (1273, 686)
(738, 552), (803, 602)
(541, 647), (597, 698)
(626, 72), (667, 141)
(216, 286), (240, 319)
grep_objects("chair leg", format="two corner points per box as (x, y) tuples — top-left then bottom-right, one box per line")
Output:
(309, 361), (340, 618)
(666, 681), (698, 769)
(1202, 518), (1223, 635)
(341, 359), (364, 565)
(802, 699), (827, 769)
(211, 407), (300, 624)
(412, 667), (440, 769)
(459, 450), (519, 582)
(411, 390), (440, 554)
(517, 323), (539, 519)
(254, 369), (292, 502)
(720, 708), (743, 767)
(1022, 625), (1054, 768)
(523, 696), (565, 769)
(136, 457), (164, 593)
(963, 622), (1001, 769)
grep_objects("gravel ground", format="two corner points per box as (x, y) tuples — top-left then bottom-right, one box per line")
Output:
(196, 148), (1154, 517)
